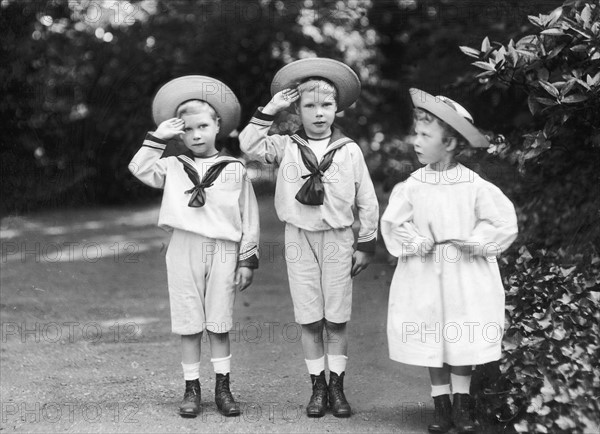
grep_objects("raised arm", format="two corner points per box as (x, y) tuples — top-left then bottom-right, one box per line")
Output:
(128, 118), (185, 189)
(239, 89), (299, 165)
(128, 133), (171, 189)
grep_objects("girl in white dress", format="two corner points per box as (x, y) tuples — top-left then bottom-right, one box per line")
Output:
(381, 89), (518, 433)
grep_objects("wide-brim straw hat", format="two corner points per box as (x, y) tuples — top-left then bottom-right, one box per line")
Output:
(409, 88), (489, 148)
(271, 58), (361, 112)
(152, 75), (241, 138)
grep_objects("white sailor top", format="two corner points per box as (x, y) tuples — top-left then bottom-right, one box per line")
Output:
(239, 109), (379, 252)
(128, 133), (259, 268)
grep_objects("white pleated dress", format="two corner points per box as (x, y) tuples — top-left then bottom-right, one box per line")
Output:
(381, 164), (518, 367)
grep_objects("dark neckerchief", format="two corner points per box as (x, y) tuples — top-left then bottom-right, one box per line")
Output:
(290, 127), (353, 206)
(176, 154), (241, 208)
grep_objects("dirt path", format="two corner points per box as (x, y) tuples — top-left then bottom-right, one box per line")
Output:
(1, 194), (432, 433)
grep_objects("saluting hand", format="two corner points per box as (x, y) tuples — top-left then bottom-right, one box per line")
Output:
(154, 118), (185, 140)
(262, 88), (300, 115)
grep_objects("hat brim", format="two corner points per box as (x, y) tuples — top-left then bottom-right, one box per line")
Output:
(409, 88), (489, 148)
(152, 75), (241, 138)
(271, 58), (361, 112)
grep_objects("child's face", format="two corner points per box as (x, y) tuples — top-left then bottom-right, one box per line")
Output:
(180, 111), (220, 157)
(412, 119), (454, 167)
(296, 84), (337, 139)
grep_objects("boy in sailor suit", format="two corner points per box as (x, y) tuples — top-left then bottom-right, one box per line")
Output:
(239, 58), (379, 418)
(128, 76), (259, 418)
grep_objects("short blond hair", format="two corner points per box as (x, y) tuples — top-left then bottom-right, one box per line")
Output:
(296, 78), (339, 105)
(175, 99), (219, 122)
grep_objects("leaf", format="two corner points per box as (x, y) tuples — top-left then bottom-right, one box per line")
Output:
(527, 394), (543, 413)
(481, 36), (491, 52)
(528, 15), (543, 27)
(540, 376), (555, 402)
(541, 28), (565, 36)
(587, 71), (600, 86)
(574, 78), (591, 90)
(555, 416), (577, 430)
(476, 70), (496, 79)
(560, 79), (575, 97)
(472, 61), (496, 72)
(459, 46), (481, 59)
(548, 6), (563, 26)
(539, 80), (560, 98)
(552, 326), (566, 340)
(580, 4), (592, 28)
(527, 94), (541, 115)
(507, 44), (519, 66)
(537, 68), (550, 81)
(535, 97), (558, 106)
(562, 94), (588, 103)
(560, 265), (577, 277)
(547, 43), (566, 59)
(570, 44), (588, 52)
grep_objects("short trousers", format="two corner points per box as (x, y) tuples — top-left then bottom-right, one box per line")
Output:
(165, 229), (238, 335)
(284, 224), (354, 325)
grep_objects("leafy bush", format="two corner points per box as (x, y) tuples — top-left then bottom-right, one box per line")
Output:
(459, 2), (600, 432)
(474, 248), (600, 433)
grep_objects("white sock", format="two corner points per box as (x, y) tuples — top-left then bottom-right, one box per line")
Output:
(211, 354), (231, 375)
(327, 354), (348, 375)
(451, 373), (471, 394)
(181, 362), (201, 381)
(305, 356), (325, 376)
(431, 384), (451, 397)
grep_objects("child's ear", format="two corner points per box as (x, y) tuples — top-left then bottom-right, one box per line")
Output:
(445, 137), (458, 152)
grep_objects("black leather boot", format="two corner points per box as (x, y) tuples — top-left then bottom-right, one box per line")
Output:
(328, 371), (351, 418)
(453, 393), (477, 433)
(178, 379), (201, 417)
(215, 373), (241, 417)
(428, 394), (452, 433)
(306, 371), (328, 417)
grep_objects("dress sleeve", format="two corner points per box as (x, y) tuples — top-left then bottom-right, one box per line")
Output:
(237, 171), (260, 268)
(238, 109), (287, 165)
(465, 181), (518, 257)
(381, 182), (433, 257)
(128, 133), (170, 189)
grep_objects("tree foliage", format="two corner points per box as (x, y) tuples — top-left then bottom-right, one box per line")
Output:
(458, 2), (600, 432)
(0, 0), (377, 214)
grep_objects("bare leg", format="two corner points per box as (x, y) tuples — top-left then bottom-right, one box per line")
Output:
(301, 319), (325, 360)
(324, 320), (347, 356)
(181, 333), (202, 364)
(207, 331), (230, 359)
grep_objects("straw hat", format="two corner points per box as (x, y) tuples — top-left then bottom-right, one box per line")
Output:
(409, 88), (489, 148)
(152, 75), (241, 138)
(271, 58), (361, 112)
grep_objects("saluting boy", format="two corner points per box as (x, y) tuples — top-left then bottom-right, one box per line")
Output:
(128, 76), (259, 418)
(239, 58), (379, 418)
